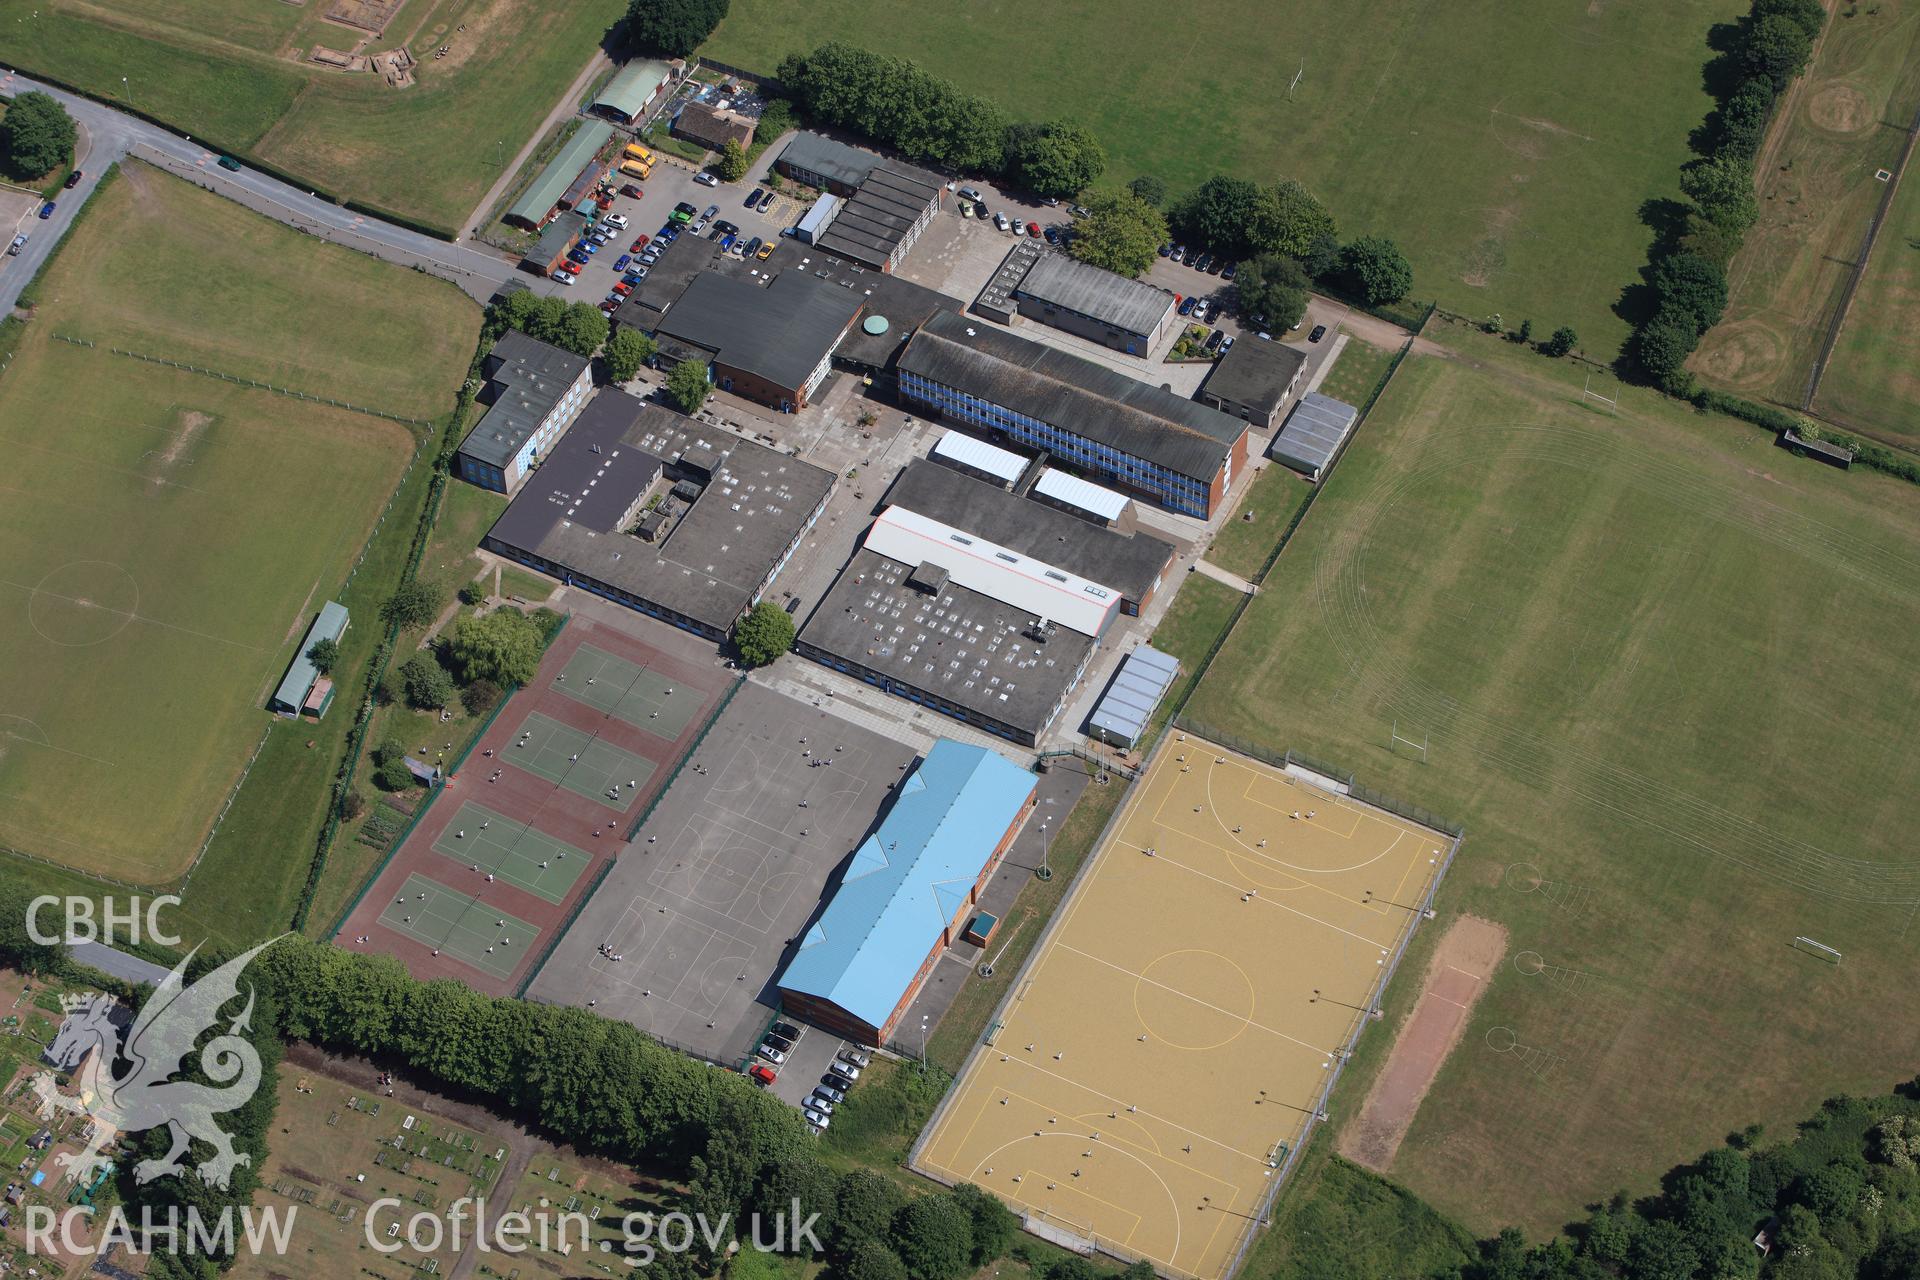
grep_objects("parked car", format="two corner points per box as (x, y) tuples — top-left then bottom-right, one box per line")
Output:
(1192, 299), (1211, 323)
(568, 250), (591, 265)
(992, 211), (1009, 231)
(625, 270), (648, 285)
(621, 184), (645, 199)
(826, 1060), (861, 1082)
(1170, 245), (1186, 263)
(718, 233), (735, 250)
(1308, 324), (1328, 343)
(972, 199), (989, 219)
(630, 236), (650, 252)
(771, 1021), (801, 1042)
(1158, 243), (1173, 257)
(1177, 296), (1196, 317)
(957, 186), (983, 203)
(702, 204), (720, 220)
(747, 1063), (776, 1086)
(1026, 221), (1042, 238)
(613, 253), (632, 272)
(744, 188), (766, 209)
(561, 261), (582, 275)
(612, 282), (633, 296)
(837, 1047), (871, 1069)
(671, 201), (697, 223)
(814, 1081), (847, 1105)
(1207, 257), (1225, 275)
(1204, 328), (1226, 352)
(1219, 335), (1235, 353)
(1068, 203), (1091, 218)
(960, 201), (974, 218)
(64, 170), (82, 189)
(7, 234), (25, 256)
(37, 202), (55, 220)
(694, 171), (720, 187)
(755, 241), (774, 261)
(1044, 226), (1061, 244)
(808, 1092), (836, 1114)
(784, 595), (802, 615)
(803, 1107), (830, 1130)
(744, 236), (763, 257)
(1192, 252), (1213, 272)
(549, 270), (572, 284)
(1221, 261), (1238, 282)
(714, 219), (739, 236)
(756, 1044), (785, 1065)
(763, 1033), (794, 1054)
(605, 213), (629, 229)
(599, 299), (619, 313)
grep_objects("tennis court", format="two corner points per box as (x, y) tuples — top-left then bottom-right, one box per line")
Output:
(429, 802), (590, 904)
(551, 644), (699, 740)
(506, 712), (657, 809)
(915, 734), (1452, 1279)
(372, 873), (542, 982)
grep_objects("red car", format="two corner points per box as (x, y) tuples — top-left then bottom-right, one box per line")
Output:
(612, 282), (633, 296)
(621, 184), (644, 199)
(630, 235), (651, 253)
(1027, 221), (1042, 238)
(748, 1063), (776, 1086)
(562, 261), (582, 275)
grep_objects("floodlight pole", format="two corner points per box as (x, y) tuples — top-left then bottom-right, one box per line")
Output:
(1035, 821), (1051, 881)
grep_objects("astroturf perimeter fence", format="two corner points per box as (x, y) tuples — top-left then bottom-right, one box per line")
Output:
(505, 674), (747, 998)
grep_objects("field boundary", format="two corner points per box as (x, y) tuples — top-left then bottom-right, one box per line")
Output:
(1801, 100), (1920, 412)
(51, 333), (432, 426)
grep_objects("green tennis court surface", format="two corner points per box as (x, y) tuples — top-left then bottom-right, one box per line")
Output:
(430, 802), (590, 904)
(551, 644), (699, 739)
(506, 712), (656, 809)
(374, 874), (540, 981)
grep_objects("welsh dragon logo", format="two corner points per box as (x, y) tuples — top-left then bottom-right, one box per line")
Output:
(31, 937), (282, 1190)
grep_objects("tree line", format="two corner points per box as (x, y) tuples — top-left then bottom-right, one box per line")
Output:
(1631, 0), (1826, 394)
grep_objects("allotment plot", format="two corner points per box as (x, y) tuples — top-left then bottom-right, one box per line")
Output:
(916, 735), (1450, 1279)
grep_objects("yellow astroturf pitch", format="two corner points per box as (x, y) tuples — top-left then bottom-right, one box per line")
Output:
(915, 735), (1451, 1278)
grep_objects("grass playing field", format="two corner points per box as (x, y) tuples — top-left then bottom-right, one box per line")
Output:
(0, 0), (624, 233)
(917, 738), (1449, 1279)
(1690, 4), (1920, 439)
(704, 0), (1740, 356)
(1181, 321), (1920, 1232)
(0, 162), (476, 887)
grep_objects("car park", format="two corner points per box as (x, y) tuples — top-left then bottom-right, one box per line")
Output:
(630, 236), (650, 252)
(1207, 257), (1225, 274)
(756, 1044), (785, 1065)
(568, 250), (591, 265)
(671, 202), (697, 223)
(549, 270), (572, 284)
(718, 233), (734, 251)
(992, 212), (1009, 231)
(748, 1063), (776, 1086)
(1309, 324), (1328, 342)
(694, 171), (720, 187)
(960, 201), (974, 218)
(744, 188), (764, 209)
(837, 1047), (871, 1069)
(625, 269), (648, 284)
(771, 1021), (801, 1041)
(808, 1092), (835, 1114)
(1177, 296), (1196, 317)
(763, 1032), (794, 1054)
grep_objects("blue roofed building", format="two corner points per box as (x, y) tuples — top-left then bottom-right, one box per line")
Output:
(777, 741), (1037, 1045)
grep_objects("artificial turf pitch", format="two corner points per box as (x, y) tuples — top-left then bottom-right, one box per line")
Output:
(429, 801), (589, 904)
(373, 873), (540, 982)
(505, 712), (656, 810)
(550, 643), (698, 740)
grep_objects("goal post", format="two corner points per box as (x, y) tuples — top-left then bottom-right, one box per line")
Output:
(1792, 936), (1842, 964)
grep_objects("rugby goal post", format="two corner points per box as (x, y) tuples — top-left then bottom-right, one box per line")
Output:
(1792, 936), (1842, 964)
(1582, 372), (1619, 416)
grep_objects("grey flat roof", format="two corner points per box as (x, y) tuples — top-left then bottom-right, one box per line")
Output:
(615, 233), (725, 328)
(778, 132), (880, 188)
(1269, 393), (1360, 475)
(527, 210), (588, 263)
(485, 390), (836, 633)
(774, 250), (959, 368)
(1014, 250), (1175, 339)
(799, 546), (1093, 738)
(458, 330), (591, 469)
(1200, 338), (1308, 413)
(882, 459), (1173, 602)
(654, 271), (864, 392)
(898, 310), (1246, 483)
(815, 161), (941, 269)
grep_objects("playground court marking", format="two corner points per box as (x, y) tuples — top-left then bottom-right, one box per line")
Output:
(372, 873), (540, 981)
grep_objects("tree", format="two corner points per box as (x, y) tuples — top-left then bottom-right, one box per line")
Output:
(1753, 0), (1826, 40)
(0, 871), (64, 972)
(1652, 252), (1729, 335)
(665, 358), (711, 414)
(948, 1184), (1016, 1266)
(1743, 13), (1815, 92)
(1003, 119), (1106, 199)
(1718, 77), (1777, 159)
(716, 138), (750, 183)
(1172, 175), (1268, 259)
(1515, 318), (1533, 344)
(381, 580), (441, 631)
(1067, 190), (1167, 278)
(399, 652), (455, 710)
(842, 1242), (909, 1280)
(1341, 235), (1413, 305)
(461, 678), (503, 717)
(1679, 209), (1747, 267)
(755, 98), (797, 143)
(535, 301), (609, 358)
(1542, 326), (1578, 358)
(1680, 153), (1758, 234)
(732, 601), (796, 668)
(0, 92), (76, 181)
(372, 739), (416, 792)
(306, 636), (340, 674)
(1635, 305), (1702, 395)
(1299, 230), (1343, 280)
(889, 1195), (973, 1280)
(1625, 1218), (1698, 1280)
(1126, 174), (1167, 207)
(1234, 253), (1311, 330)
(1262, 179), (1337, 259)
(603, 327), (657, 382)
(830, 1171), (905, 1255)
(626, 0), (730, 59)
(447, 610), (545, 687)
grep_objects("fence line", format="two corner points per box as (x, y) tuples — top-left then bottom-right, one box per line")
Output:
(50, 333), (430, 427)
(176, 724), (274, 895)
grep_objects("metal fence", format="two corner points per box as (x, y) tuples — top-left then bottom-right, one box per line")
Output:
(623, 676), (745, 841)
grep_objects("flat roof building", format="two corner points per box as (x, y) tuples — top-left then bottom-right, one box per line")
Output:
(1030, 467), (1131, 528)
(613, 233), (724, 331)
(269, 602), (349, 717)
(483, 390), (835, 639)
(882, 458), (1172, 614)
(1086, 644), (1179, 749)
(593, 60), (677, 125)
(992, 243), (1177, 355)
(813, 161), (943, 273)
(897, 310), (1250, 519)
(930, 430), (1027, 488)
(455, 331), (595, 494)
(1198, 338), (1309, 429)
(652, 271), (865, 411)
(506, 121), (615, 230)
(1268, 392), (1360, 481)
(775, 132), (881, 195)
(520, 211), (589, 276)
(777, 740), (1036, 1045)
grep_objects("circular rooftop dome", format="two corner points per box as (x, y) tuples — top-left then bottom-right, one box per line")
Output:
(862, 314), (891, 336)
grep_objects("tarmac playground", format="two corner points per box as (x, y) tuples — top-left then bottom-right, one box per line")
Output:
(914, 734), (1450, 1279)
